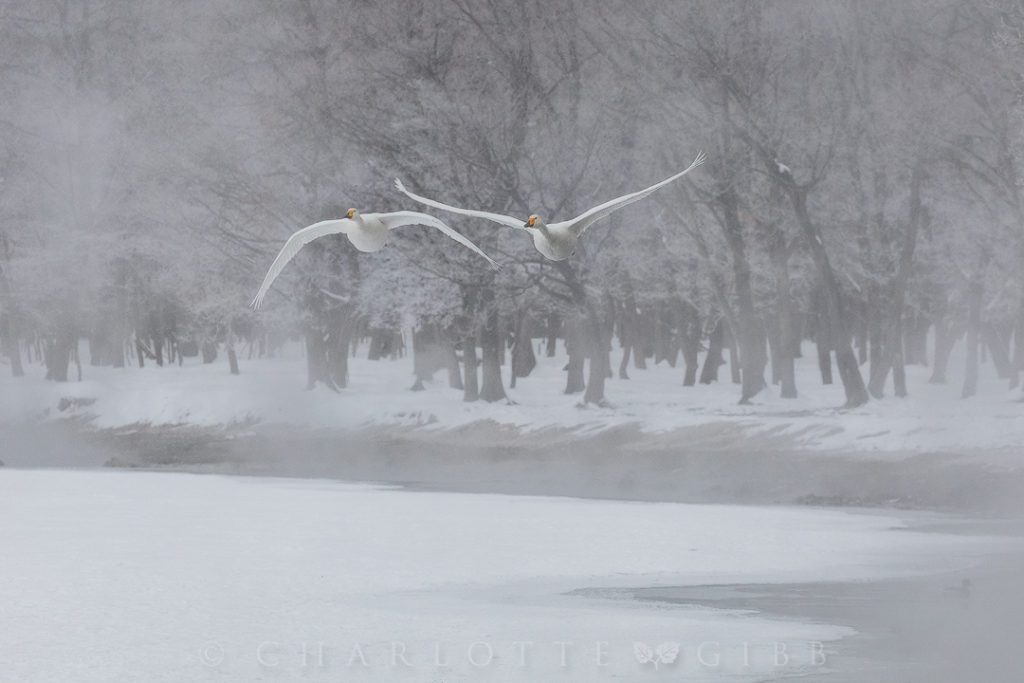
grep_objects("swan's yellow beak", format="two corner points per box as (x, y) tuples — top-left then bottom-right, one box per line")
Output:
(345, 208), (356, 219)
(526, 215), (538, 228)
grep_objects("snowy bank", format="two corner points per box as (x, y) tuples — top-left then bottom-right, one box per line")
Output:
(2, 340), (1022, 455)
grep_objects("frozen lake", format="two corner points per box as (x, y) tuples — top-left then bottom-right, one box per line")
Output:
(0, 468), (1012, 681)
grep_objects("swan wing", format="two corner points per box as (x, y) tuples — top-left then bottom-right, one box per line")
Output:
(250, 219), (354, 309)
(394, 178), (526, 230)
(375, 211), (498, 268)
(554, 151), (706, 237)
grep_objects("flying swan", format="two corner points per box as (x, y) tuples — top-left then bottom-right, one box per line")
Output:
(250, 209), (497, 309)
(395, 151), (706, 261)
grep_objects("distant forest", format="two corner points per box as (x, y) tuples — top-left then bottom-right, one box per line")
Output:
(2, 0), (1023, 408)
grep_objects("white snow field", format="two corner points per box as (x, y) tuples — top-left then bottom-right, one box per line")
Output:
(2, 338), (1022, 455)
(0, 469), (1005, 682)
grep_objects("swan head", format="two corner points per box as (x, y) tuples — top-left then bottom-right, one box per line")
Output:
(345, 208), (358, 219)
(525, 214), (540, 228)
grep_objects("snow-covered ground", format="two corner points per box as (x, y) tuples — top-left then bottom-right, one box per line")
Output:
(0, 469), (1006, 682)
(1, 338), (1021, 453)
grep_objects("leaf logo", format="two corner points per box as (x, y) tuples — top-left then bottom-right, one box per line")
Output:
(633, 641), (680, 669)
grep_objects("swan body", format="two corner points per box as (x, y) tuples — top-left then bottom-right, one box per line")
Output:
(395, 151), (705, 261)
(344, 211), (391, 252)
(527, 219), (576, 260)
(250, 208), (496, 309)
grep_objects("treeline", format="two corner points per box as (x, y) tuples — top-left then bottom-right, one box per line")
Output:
(1, 0), (1023, 409)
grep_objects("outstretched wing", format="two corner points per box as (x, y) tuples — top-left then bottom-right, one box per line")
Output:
(374, 211), (499, 268)
(394, 178), (526, 230)
(250, 219), (354, 309)
(554, 151), (706, 237)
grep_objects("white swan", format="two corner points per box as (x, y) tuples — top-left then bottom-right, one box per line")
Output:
(395, 152), (706, 261)
(250, 209), (497, 309)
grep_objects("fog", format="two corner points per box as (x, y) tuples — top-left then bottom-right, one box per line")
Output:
(2, 0), (1024, 681)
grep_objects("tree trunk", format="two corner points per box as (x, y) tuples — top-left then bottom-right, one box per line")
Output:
(962, 260), (986, 399)
(867, 303), (888, 397)
(930, 324), (960, 385)
(768, 323), (781, 386)
(817, 332), (833, 385)
(565, 317), (589, 393)
(321, 307), (354, 389)
(478, 299), (506, 403)
(305, 327), (338, 392)
(962, 321), (980, 398)
(904, 313), (929, 366)
(787, 184), (868, 406)
(9, 338), (23, 377)
(723, 325), (742, 385)
(332, 330), (351, 389)
(45, 327), (75, 382)
(153, 335), (164, 367)
(553, 261), (609, 405)
(679, 303), (701, 387)
(582, 305), (610, 406)
(201, 340), (217, 364)
(728, 339), (742, 385)
(445, 332), (464, 391)
(227, 339), (240, 376)
(1012, 302), (1024, 389)
(1, 320), (23, 377)
(654, 302), (678, 367)
(868, 164), (925, 399)
(618, 337), (632, 380)
(769, 327), (797, 398)
(769, 242), (798, 398)
(305, 332), (322, 390)
(663, 301), (680, 368)
(712, 81), (768, 403)
(983, 323), (1013, 380)
(367, 328), (397, 361)
(811, 289), (833, 385)
(717, 186), (767, 403)
(618, 293), (639, 380)
(545, 314), (560, 357)
(700, 319), (725, 384)
(855, 301), (869, 364)
(564, 316), (587, 394)
(497, 315), (507, 367)
(633, 310), (649, 370)
(0, 263), (24, 377)
(510, 310), (536, 382)
(462, 334), (479, 402)
(411, 324), (443, 391)
(892, 317), (907, 398)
